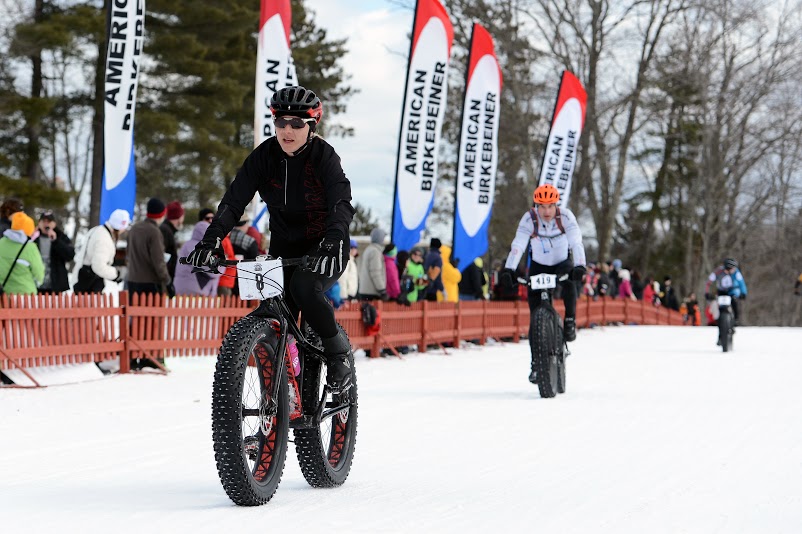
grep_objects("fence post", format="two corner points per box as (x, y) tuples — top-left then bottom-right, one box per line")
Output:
(623, 298), (629, 325)
(119, 291), (130, 374)
(601, 296), (607, 325)
(420, 300), (428, 353)
(480, 299), (487, 345)
(513, 300), (521, 343)
(373, 300), (383, 357)
(454, 302), (462, 348)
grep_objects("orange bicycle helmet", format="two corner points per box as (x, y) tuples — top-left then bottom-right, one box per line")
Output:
(533, 184), (560, 204)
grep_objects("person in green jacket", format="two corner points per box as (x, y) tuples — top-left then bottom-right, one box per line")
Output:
(0, 212), (45, 295)
(402, 246), (428, 304)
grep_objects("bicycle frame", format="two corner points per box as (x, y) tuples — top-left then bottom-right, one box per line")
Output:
(247, 296), (350, 429)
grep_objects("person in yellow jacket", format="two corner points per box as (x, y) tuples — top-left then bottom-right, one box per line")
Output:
(437, 244), (462, 303)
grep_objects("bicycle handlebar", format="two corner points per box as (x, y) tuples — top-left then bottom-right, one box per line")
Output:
(178, 255), (312, 271)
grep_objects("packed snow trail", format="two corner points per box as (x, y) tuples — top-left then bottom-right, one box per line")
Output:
(1, 326), (801, 533)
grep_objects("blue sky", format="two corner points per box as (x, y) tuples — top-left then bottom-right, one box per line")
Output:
(303, 0), (414, 230)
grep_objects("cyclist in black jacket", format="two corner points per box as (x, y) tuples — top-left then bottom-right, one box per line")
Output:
(186, 86), (356, 391)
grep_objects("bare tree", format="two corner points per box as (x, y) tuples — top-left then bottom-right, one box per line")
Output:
(521, 0), (689, 261)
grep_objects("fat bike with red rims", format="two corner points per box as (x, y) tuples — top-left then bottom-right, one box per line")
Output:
(716, 293), (735, 353)
(178, 255), (358, 506)
(524, 273), (568, 398)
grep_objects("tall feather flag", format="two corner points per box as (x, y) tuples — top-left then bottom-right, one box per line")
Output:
(537, 71), (587, 208)
(391, 0), (454, 251)
(100, 0), (146, 223)
(254, 0), (299, 148)
(252, 0), (299, 228)
(452, 24), (502, 268)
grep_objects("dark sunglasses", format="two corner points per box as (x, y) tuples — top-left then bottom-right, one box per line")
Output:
(204, 215), (214, 222)
(273, 116), (315, 129)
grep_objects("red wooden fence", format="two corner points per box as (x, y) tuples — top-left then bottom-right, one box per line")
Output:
(0, 292), (686, 386)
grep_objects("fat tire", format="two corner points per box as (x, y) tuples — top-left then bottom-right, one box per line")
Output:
(557, 336), (566, 394)
(533, 307), (560, 398)
(212, 316), (289, 506)
(720, 311), (731, 353)
(295, 325), (358, 487)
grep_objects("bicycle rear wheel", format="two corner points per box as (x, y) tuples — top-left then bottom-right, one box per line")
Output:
(295, 325), (358, 487)
(212, 317), (289, 506)
(532, 307), (560, 398)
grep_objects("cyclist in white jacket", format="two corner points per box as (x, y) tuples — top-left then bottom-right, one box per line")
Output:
(501, 184), (587, 349)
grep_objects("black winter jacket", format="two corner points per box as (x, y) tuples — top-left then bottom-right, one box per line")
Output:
(159, 220), (178, 279)
(458, 262), (486, 298)
(205, 136), (355, 250)
(34, 228), (75, 293)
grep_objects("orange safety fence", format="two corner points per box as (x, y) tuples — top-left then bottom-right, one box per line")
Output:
(0, 292), (686, 385)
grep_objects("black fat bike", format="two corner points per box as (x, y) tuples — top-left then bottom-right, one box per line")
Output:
(716, 293), (735, 352)
(179, 255), (358, 506)
(522, 273), (568, 398)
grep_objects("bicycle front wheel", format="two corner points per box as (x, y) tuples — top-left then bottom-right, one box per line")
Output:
(532, 307), (560, 398)
(295, 325), (358, 487)
(212, 316), (289, 506)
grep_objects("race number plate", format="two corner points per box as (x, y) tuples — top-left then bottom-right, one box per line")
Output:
(237, 259), (284, 300)
(530, 273), (557, 290)
(717, 295), (732, 306)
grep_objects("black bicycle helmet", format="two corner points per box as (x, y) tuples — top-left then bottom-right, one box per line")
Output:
(723, 258), (738, 269)
(269, 86), (323, 122)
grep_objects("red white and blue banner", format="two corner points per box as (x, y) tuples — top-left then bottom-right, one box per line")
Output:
(101, 0), (145, 224)
(537, 71), (587, 208)
(254, 0), (298, 147)
(452, 24), (502, 268)
(391, 0), (454, 251)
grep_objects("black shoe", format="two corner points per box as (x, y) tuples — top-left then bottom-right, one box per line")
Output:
(326, 355), (352, 392)
(322, 330), (354, 392)
(564, 317), (577, 342)
(528, 367), (538, 384)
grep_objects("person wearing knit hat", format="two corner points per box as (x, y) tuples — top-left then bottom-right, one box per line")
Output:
(107, 209), (131, 231)
(370, 227), (387, 245)
(357, 227), (388, 302)
(422, 237), (444, 301)
(146, 197), (166, 219)
(74, 210), (131, 293)
(160, 201), (185, 279)
(0, 212), (45, 295)
(198, 208), (215, 223)
(127, 198), (171, 298)
(10, 211), (35, 237)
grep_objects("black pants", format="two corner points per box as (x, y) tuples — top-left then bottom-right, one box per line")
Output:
(528, 259), (576, 319)
(270, 239), (342, 339)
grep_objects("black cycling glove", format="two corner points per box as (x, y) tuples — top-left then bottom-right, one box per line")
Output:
(571, 265), (587, 282)
(311, 238), (348, 278)
(499, 269), (516, 290)
(186, 237), (223, 268)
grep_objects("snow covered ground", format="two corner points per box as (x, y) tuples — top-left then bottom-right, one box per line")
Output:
(2, 325), (801, 533)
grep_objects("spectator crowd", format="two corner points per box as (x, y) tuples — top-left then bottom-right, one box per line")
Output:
(0, 195), (736, 329)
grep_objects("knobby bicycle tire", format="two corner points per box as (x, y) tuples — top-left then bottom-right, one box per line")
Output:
(212, 316), (289, 506)
(295, 324), (358, 487)
(532, 307), (560, 398)
(719, 311), (732, 353)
